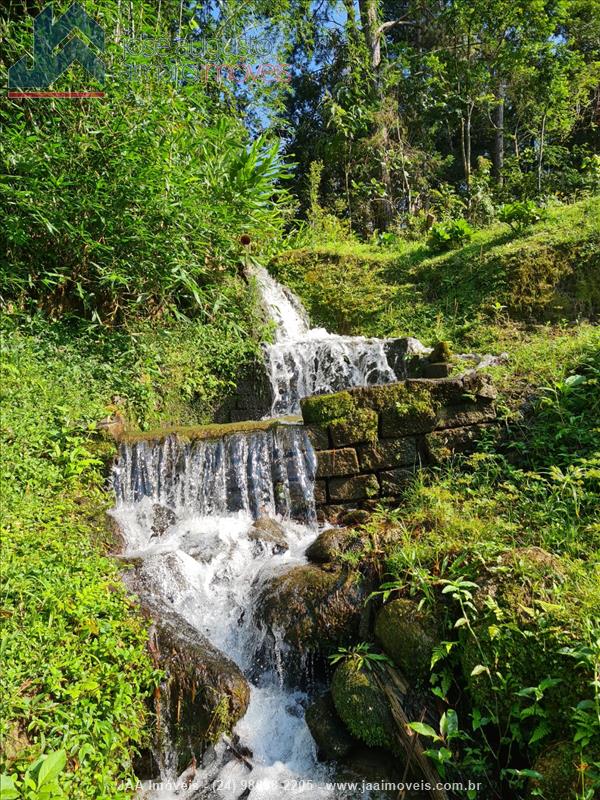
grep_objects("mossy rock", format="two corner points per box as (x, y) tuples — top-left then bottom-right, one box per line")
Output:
(429, 341), (452, 363)
(528, 742), (588, 800)
(305, 527), (366, 564)
(374, 599), (438, 684)
(305, 691), (355, 760)
(331, 661), (397, 752)
(380, 384), (437, 436)
(256, 564), (365, 669)
(152, 611), (250, 773)
(301, 391), (357, 426)
(330, 408), (378, 447)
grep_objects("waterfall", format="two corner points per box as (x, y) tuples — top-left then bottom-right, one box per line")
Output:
(252, 266), (427, 416)
(111, 268), (426, 798)
(112, 426), (338, 799)
(113, 425), (317, 523)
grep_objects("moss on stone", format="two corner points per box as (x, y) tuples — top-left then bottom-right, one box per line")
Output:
(119, 416), (302, 444)
(374, 599), (438, 684)
(429, 341), (452, 363)
(380, 383), (437, 436)
(330, 408), (378, 447)
(301, 391), (357, 426)
(331, 661), (396, 752)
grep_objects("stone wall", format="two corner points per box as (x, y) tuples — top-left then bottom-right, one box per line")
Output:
(300, 371), (498, 510)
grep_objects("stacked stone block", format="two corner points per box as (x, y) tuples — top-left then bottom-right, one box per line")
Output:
(301, 372), (497, 508)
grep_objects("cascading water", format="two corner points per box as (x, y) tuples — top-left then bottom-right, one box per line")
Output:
(111, 268), (423, 799)
(112, 427), (341, 799)
(252, 265), (427, 416)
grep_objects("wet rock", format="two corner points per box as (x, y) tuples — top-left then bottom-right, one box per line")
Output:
(314, 480), (328, 505)
(375, 599), (439, 684)
(305, 527), (365, 564)
(151, 611), (250, 774)
(316, 448), (360, 478)
(338, 508), (371, 526)
(331, 661), (397, 753)
(151, 504), (177, 538)
(248, 516), (288, 554)
(256, 564), (365, 667)
(329, 475), (380, 502)
(305, 692), (354, 760)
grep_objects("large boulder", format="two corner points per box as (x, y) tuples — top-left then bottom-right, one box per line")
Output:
(305, 692), (354, 760)
(150, 612), (250, 774)
(375, 599), (439, 685)
(305, 527), (366, 564)
(255, 564), (365, 676)
(331, 661), (397, 753)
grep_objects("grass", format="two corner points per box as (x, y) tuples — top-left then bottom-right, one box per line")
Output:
(350, 339), (600, 798)
(271, 195), (600, 347)
(0, 308), (266, 797)
(0, 322), (160, 798)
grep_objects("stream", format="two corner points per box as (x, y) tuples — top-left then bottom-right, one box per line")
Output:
(111, 267), (416, 799)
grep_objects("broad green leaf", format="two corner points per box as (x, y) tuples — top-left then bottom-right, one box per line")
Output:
(38, 750), (66, 787)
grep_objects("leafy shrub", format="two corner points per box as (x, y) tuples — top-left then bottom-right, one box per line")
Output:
(428, 218), (474, 252)
(499, 200), (545, 231)
(0, 7), (291, 324)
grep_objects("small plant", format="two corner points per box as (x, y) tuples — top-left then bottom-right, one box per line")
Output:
(498, 200), (545, 231)
(1, 750), (67, 800)
(428, 218), (474, 252)
(329, 642), (393, 671)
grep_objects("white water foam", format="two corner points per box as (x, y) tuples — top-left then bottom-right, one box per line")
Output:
(251, 266), (421, 416)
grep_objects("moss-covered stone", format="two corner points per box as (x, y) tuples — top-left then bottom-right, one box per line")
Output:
(434, 403), (496, 430)
(305, 527), (365, 564)
(374, 599), (438, 684)
(379, 468), (414, 496)
(305, 692), (355, 760)
(152, 612), (250, 773)
(120, 416), (302, 444)
(329, 474), (380, 502)
(429, 341), (452, 363)
(331, 661), (397, 752)
(306, 424), (330, 450)
(357, 438), (418, 471)
(425, 424), (491, 464)
(301, 391), (357, 426)
(256, 564), (364, 658)
(330, 408), (379, 447)
(380, 384), (437, 437)
(316, 448), (360, 478)
(315, 480), (328, 505)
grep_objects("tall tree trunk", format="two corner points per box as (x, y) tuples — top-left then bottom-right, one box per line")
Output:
(493, 81), (505, 185)
(358, 0), (394, 229)
(537, 113), (546, 193)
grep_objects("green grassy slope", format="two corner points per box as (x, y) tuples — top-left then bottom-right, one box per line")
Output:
(271, 196), (600, 347)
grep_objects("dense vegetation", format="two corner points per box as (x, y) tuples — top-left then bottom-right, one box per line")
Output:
(0, 0), (598, 797)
